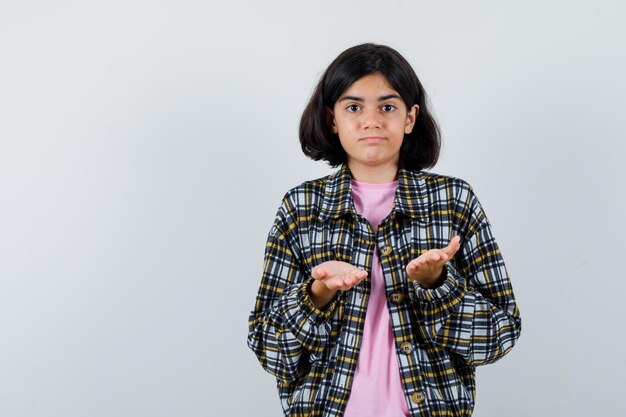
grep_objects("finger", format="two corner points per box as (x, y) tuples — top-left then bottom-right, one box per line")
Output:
(351, 276), (365, 287)
(424, 255), (440, 268)
(435, 251), (448, 262)
(423, 252), (448, 269)
(408, 252), (439, 271)
(442, 235), (461, 257)
(427, 248), (445, 260)
(349, 272), (362, 283)
(450, 235), (461, 252)
(345, 276), (361, 287)
(353, 268), (367, 278)
(312, 267), (327, 279)
(342, 271), (365, 288)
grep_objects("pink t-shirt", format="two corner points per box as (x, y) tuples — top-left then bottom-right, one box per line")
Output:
(343, 178), (410, 417)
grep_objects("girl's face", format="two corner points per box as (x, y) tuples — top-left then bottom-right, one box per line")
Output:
(327, 73), (419, 171)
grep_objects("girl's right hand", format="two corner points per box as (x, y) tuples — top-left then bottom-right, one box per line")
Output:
(312, 260), (368, 291)
(308, 261), (367, 309)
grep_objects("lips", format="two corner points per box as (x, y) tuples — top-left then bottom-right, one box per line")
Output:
(359, 136), (386, 143)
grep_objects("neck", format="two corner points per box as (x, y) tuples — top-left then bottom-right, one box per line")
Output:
(347, 159), (399, 183)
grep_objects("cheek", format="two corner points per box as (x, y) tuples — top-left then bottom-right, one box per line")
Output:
(337, 133), (350, 148)
(337, 125), (353, 139)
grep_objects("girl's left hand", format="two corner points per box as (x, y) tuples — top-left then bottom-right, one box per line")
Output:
(406, 236), (461, 289)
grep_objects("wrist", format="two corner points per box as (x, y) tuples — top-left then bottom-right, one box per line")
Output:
(419, 266), (448, 289)
(309, 279), (338, 309)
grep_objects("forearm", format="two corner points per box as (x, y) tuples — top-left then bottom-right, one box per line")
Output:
(248, 198), (344, 382)
(248, 277), (343, 382)
(412, 262), (521, 367)
(248, 309), (307, 384)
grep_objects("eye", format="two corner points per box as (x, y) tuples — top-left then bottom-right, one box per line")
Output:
(346, 104), (361, 112)
(381, 104), (396, 112)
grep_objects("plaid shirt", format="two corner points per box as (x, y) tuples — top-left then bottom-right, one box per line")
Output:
(247, 162), (521, 417)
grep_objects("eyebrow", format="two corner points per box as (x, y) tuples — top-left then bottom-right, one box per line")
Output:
(338, 94), (402, 102)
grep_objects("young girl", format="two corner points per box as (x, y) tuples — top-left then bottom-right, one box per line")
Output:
(247, 43), (521, 417)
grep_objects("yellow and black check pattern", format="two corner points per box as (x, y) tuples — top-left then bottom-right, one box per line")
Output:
(248, 162), (521, 417)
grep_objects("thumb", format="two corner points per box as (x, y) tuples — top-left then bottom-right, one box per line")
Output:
(442, 235), (461, 258)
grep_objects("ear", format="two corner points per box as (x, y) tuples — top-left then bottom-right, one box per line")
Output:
(404, 104), (419, 134)
(325, 106), (338, 134)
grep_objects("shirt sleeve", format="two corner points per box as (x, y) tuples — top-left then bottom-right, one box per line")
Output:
(410, 182), (522, 367)
(247, 193), (342, 384)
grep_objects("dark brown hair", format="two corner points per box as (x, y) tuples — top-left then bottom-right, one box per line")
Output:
(299, 43), (441, 170)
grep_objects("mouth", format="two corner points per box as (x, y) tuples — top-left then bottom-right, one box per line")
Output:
(359, 136), (386, 143)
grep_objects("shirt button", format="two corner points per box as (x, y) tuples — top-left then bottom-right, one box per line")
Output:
(380, 245), (393, 256)
(411, 391), (425, 404)
(400, 341), (413, 354)
(389, 291), (405, 304)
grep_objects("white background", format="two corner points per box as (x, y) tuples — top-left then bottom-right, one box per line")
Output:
(1, 1), (624, 416)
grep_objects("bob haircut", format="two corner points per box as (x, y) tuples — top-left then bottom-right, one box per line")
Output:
(299, 43), (441, 170)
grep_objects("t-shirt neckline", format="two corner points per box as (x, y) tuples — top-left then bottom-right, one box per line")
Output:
(351, 178), (398, 189)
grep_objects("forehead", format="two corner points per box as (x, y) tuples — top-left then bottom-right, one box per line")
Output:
(339, 73), (399, 98)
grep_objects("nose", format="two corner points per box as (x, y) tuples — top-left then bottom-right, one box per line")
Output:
(361, 108), (382, 129)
